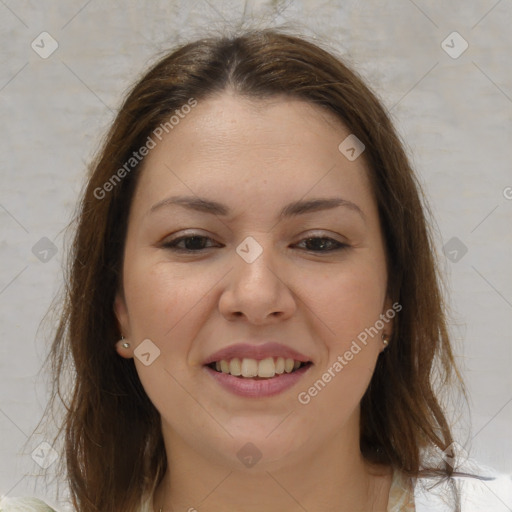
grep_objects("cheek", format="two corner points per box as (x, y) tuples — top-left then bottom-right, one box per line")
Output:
(121, 257), (226, 397)
(123, 259), (217, 424)
(123, 257), (219, 340)
(296, 354), (375, 437)
(294, 266), (384, 427)
(301, 258), (387, 343)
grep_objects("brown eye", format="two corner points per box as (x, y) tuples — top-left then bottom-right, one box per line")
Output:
(162, 235), (221, 252)
(294, 237), (349, 253)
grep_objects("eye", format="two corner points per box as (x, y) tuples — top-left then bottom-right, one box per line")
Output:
(293, 236), (349, 253)
(161, 234), (349, 254)
(161, 235), (222, 252)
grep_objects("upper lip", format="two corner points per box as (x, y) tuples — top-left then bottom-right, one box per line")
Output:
(203, 342), (312, 365)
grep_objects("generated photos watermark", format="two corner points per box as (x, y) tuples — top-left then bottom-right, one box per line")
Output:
(94, 97), (197, 200)
(297, 302), (402, 405)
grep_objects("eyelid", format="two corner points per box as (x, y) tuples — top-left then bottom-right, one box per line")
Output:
(293, 228), (350, 244)
(161, 229), (345, 243)
(295, 229), (347, 241)
(292, 236), (349, 252)
(161, 230), (350, 254)
(160, 228), (216, 243)
(160, 231), (222, 250)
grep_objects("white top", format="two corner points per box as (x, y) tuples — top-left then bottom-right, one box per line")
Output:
(413, 469), (512, 511)
(2, 464), (511, 511)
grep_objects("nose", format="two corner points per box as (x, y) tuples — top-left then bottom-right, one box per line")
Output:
(218, 238), (297, 325)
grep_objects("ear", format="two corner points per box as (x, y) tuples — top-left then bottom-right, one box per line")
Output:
(114, 290), (133, 359)
(381, 295), (397, 348)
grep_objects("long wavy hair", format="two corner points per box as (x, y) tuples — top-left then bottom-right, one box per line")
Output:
(43, 28), (474, 511)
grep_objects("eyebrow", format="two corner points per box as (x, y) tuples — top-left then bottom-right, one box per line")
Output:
(148, 195), (366, 222)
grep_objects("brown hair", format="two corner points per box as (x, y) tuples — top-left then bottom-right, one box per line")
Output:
(45, 28), (473, 511)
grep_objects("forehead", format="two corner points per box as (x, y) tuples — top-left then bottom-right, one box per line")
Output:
(131, 92), (375, 217)
(154, 92), (350, 157)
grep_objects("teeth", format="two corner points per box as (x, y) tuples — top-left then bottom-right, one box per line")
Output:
(258, 357), (275, 378)
(212, 357), (305, 378)
(229, 358), (242, 376)
(241, 358), (258, 377)
(284, 358), (294, 373)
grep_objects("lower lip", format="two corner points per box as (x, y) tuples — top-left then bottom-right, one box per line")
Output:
(204, 364), (312, 398)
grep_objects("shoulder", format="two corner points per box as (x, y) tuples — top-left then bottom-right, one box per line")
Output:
(413, 463), (512, 512)
(0, 496), (58, 512)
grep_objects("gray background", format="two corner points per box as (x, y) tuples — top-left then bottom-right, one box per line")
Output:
(0, 0), (511, 508)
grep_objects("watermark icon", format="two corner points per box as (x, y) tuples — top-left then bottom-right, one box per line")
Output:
(441, 441), (469, 468)
(441, 31), (469, 59)
(134, 338), (161, 366)
(443, 236), (468, 263)
(338, 134), (365, 161)
(93, 98), (197, 200)
(31, 441), (58, 469)
(237, 442), (262, 468)
(298, 302), (402, 405)
(31, 31), (59, 59)
(32, 237), (58, 263)
(236, 236), (263, 263)
(503, 186), (512, 200)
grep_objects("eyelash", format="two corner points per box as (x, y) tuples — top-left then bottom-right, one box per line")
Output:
(161, 234), (349, 254)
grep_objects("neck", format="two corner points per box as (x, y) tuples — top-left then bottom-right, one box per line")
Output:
(153, 426), (393, 512)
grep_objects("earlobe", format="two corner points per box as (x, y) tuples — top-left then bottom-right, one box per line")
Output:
(114, 291), (132, 358)
(381, 332), (390, 352)
(380, 295), (397, 351)
(115, 336), (133, 359)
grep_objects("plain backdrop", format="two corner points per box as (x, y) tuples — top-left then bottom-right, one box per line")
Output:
(0, 0), (511, 508)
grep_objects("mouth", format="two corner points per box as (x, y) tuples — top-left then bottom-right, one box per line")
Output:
(206, 357), (313, 379)
(204, 357), (313, 398)
(202, 342), (314, 397)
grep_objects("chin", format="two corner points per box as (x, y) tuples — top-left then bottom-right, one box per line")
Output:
(210, 427), (311, 474)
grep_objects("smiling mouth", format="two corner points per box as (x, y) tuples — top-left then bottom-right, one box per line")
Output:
(206, 357), (313, 379)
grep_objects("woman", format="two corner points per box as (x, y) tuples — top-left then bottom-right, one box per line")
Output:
(2, 28), (510, 512)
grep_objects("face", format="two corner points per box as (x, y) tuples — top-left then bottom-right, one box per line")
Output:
(114, 91), (393, 472)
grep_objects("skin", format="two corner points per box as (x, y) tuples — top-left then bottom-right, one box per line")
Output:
(114, 91), (395, 511)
